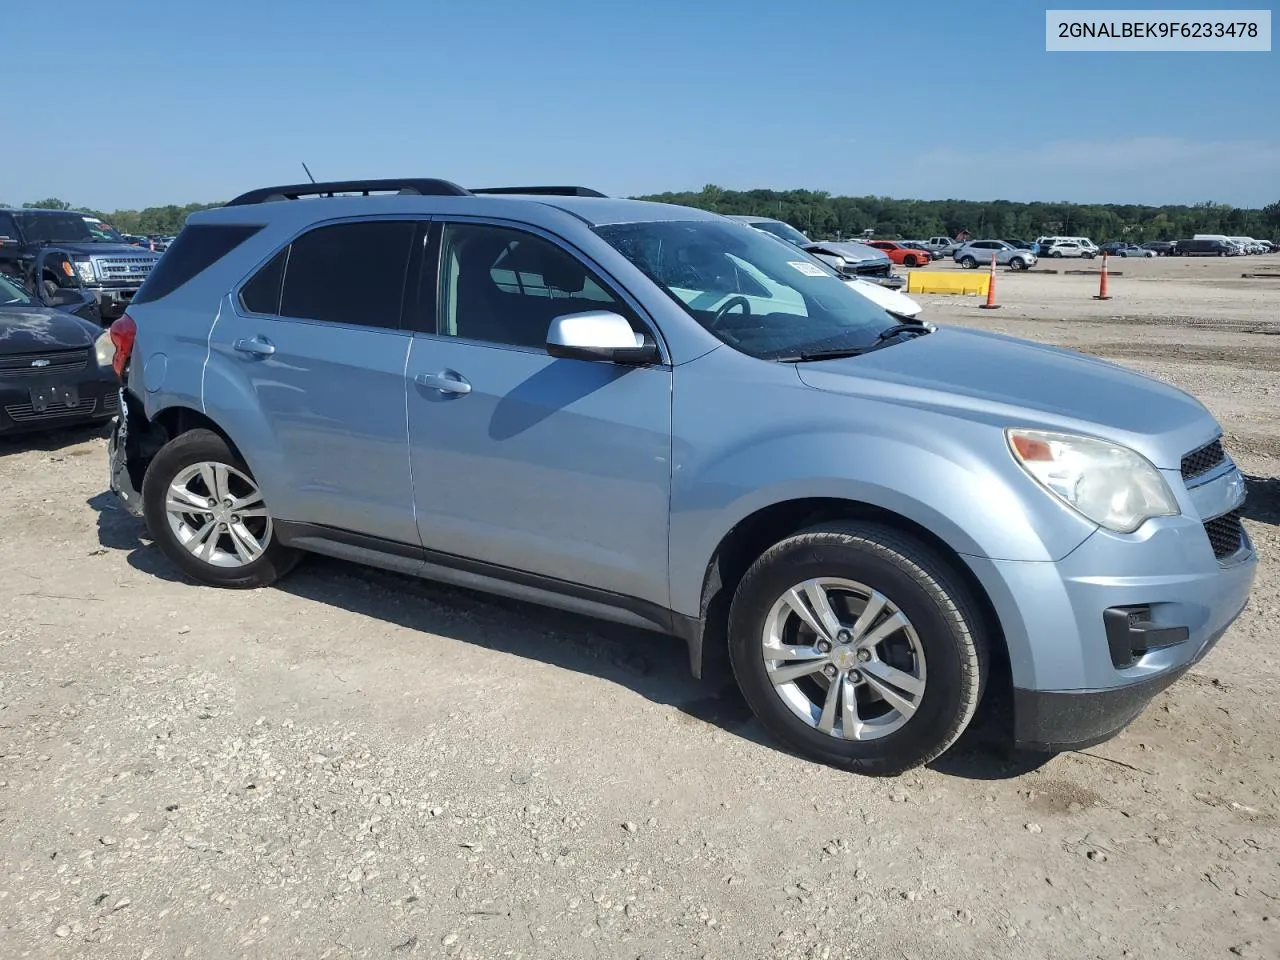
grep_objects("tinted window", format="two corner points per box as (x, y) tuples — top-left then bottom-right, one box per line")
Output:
(239, 248), (287, 315)
(437, 223), (634, 349)
(279, 220), (416, 328)
(0, 213), (18, 241)
(132, 224), (264, 304)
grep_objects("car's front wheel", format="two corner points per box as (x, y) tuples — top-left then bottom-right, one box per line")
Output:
(904, 255), (919, 267)
(141, 428), (299, 589)
(959, 256), (977, 269)
(728, 522), (987, 776)
(1010, 257), (1029, 270)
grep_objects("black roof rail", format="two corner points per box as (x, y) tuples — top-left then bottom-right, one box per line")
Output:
(225, 178), (472, 206)
(470, 185), (608, 198)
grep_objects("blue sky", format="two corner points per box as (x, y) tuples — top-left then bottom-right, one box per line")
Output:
(3, 0), (1276, 210)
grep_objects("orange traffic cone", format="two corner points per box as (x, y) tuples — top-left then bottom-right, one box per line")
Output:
(979, 252), (1000, 309)
(1093, 253), (1112, 300)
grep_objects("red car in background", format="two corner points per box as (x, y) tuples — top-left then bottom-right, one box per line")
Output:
(866, 240), (932, 267)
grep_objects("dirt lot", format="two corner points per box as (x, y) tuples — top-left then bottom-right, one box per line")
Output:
(2, 255), (1278, 960)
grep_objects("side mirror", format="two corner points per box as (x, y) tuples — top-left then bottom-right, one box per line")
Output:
(546, 311), (660, 365)
(47, 287), (91, 307)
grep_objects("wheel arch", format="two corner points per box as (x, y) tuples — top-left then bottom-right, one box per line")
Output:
(119, 395), (254, 495)
(687, 496), (1010, 693)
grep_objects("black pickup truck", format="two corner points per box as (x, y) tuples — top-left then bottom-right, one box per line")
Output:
(0, 207), (161, 324)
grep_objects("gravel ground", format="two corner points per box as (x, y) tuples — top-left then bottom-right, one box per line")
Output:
(2, 255), (1278, 960)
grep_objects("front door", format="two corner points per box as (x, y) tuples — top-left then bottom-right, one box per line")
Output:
(406, 220), (673, 608)
(206, 218), (421, 544)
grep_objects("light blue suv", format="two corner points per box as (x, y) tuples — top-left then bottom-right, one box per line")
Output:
(104, 179), (1256, 775)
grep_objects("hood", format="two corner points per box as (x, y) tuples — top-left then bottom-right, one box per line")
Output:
(793, 326), (1216, 469)
(40, 241), (160, 259)
(843, 278), (922, 317)
(0, 306), (99, 353)
(805, 241), (888, 264)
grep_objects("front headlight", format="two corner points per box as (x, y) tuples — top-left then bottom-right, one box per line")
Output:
(1006, 429), (1179, 534)
(75, 260), (97, 283)
(94, 330), (115, 368)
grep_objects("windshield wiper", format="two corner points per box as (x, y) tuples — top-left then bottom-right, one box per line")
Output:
(776, 323), (930, 363)
(872, 323), (930, 343)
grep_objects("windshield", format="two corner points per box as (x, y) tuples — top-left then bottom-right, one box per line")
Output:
(15, 212), (124, 244)
(0, 273), (35, 306)
(595, 219), (901, 360)
(748, 219), (812, 247)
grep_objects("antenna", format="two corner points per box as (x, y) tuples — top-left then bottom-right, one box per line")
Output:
(301, 162), (317, 184)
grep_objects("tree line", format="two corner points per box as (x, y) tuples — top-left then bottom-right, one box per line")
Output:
(636, 186), (1280, 242)
(3, 198), (222, 235)
(7, 188), (1280, 242)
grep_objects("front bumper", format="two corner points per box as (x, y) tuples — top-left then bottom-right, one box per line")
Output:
(86, 285), (141, 319)
(1011, 615), (1230, 751)
(0, 370), (119, 435)
(965, 464), (1257, 752)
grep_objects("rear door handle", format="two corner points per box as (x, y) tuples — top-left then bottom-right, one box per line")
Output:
(233, 336), (275, 357)
(415, 370), (472, 395)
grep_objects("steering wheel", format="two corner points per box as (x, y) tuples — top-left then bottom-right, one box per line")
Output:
(710, 295), (751, 329)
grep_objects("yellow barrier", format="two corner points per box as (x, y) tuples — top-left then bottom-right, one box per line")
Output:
(906, 271), (990, 296)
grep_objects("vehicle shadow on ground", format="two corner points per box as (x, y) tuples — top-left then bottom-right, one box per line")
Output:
(86, 491), (1047, 781)
(1243, 474), (1280, 525)
(0, 422), (110, 459)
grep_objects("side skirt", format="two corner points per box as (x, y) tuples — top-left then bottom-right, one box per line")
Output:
(275, 521), (700, 653)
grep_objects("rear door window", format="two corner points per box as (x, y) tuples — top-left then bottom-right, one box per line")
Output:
(277, 220), (417, 328)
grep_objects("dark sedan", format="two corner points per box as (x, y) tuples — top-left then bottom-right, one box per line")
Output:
(0, 273), (119, 435)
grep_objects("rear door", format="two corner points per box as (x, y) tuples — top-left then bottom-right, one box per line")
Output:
(209, 218), (421, 544)
(405, 219), (673, 608)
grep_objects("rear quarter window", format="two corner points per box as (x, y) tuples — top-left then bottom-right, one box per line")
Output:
(132, 224), (264, 304)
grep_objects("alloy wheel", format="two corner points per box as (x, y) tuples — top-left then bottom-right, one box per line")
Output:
(761, 577), (927, 740)
(164, 461), (273, 568)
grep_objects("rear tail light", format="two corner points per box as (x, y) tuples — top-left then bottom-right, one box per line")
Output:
(108, 313), (136, 379)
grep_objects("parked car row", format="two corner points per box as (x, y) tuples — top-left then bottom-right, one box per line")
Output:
(0, 208), (163, 324)
(121, 233), (176, 252)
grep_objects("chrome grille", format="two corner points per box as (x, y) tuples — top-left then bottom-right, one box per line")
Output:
(1202, 509), (1244, 560)
(94, 256), (157, 280)
(1181, 438), (1226, 482)
(0, 350), (89, 380)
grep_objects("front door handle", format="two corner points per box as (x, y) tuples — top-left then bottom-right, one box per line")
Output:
(415, 370), (472, 395)
(233, 336), (276, 358)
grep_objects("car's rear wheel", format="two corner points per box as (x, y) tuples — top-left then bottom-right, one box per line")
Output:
(728, 521), (987, 775)
(142, 428), (299, 589)
(960, 256), (977, 269)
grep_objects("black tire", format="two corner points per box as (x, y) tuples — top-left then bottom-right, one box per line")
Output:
(1010, 257), (1028, 271)
(727, 521), (988, 776)
(1050, 250), (1062, 258)
(904, 255), (918, 267)
(141, 428), (299, 589)
(960, 256), (977, 269)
